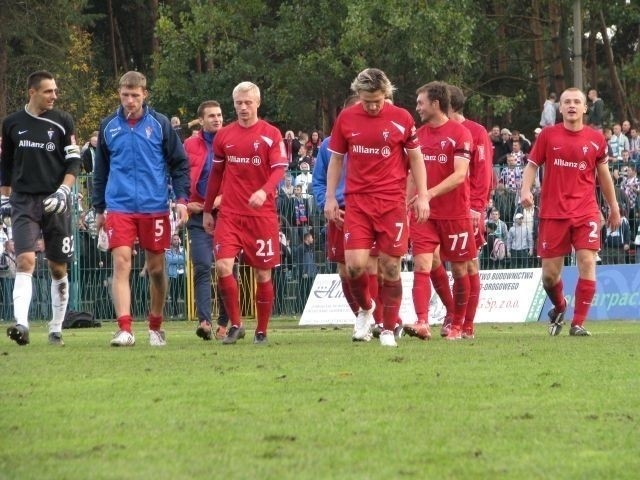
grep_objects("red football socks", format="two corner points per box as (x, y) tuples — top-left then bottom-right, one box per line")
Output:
(255, 279), (274, 334)
(117, 315), (133, 333)
(452, 274), (470, 328)
(572, 278), (596, 327)
(347, 272), (372, 311)
(381, 278), (403, 331)
(431, 263), (454, 316)
(464, 273), (481, 329)
(545, 279), (566, 312)
(412, 271), (431, 324)
(148, 313), (163, 331)
(218, 274), (241, 327)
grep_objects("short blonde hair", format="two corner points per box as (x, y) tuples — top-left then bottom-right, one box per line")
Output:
(119, 71), (147, 89)
(232, 81), (260, 100)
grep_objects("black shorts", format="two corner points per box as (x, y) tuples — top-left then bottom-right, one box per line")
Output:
(10, 191), (73, 263)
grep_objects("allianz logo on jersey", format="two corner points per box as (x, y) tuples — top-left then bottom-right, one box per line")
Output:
(554, 158), (587, 170)
(228, 155), (250, 163)
(351, 144), (391, 157)
(423, 153), (448, 164)
(19, 139), (55, 151)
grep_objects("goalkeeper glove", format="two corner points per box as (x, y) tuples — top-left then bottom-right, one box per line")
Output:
(43, 184), (71, 214)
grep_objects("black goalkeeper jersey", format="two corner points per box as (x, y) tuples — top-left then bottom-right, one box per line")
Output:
(1, 106), (81, 195)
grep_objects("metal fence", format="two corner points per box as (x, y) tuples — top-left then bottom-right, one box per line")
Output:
(0, 172), (638, 322)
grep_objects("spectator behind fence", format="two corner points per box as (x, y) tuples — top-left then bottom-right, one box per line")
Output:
(602, 208), (630, 264)
(0, 239), (16, 321)
(1, 70), (81, 347)
(587, 89), (604, 130)
(295, 232), (318, 304)
(540, 92), (557, 128)
(93, 70), (190, 347)
(165, 234), (185, 318)
(629, 127), (640, 162)
(487, 208), (508, 243)
(295, 161), (313, 197)
(506, 213), (533, 267)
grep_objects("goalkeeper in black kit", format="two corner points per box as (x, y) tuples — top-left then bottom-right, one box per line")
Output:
(1, 70), (82, 346)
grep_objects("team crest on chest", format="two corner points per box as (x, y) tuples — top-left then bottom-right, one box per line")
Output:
(145, 126), (153, 139)
(47, 128), (54, 140)
(582, 145), (589, 155)
(382, 129), (390, 142)
(440, 140), (447, 150)
(253, 140), (260, 151)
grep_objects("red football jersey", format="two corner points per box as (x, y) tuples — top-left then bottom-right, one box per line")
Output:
(528, 124), (607, 219)
(463, 118), (493, 212)
(329, 103), (419, 201)
(417, 119), (473, 219)
(213, 120), (288, 216)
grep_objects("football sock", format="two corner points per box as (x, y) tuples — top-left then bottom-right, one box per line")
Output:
(347, 272), (372, 311)
(340, 277), (359, 315)
(452, 274), (470, 328)
(412, 271), (431, 324)
(464, 273), (481, 329)
(381, 278), (402, 331)
(218, 274), (242, 327)
(49, 275), (69, 333)
(255, 279), (274, 334)
(148, 313), (163, 331)
(368, 274), (382, 325)
(544, 279), (566, 312)
(572, 278), (596, 327)
(13, 272), (33, 328)
(117, 315), (133, 333)
(431, 263), (454, 316)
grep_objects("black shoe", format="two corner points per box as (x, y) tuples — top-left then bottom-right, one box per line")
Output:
(222, 325), (246, 345)
(195, 320), (213, 341)
(7, 324), (30, 346)
(547, 307), (565, 336)
(48, 332), (65, 346)
(569, 325), (591, 337)
(253, 331), (268, 345)
(371, 324), (383, 339)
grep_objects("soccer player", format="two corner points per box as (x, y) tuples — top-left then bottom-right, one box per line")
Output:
(521, 87), (620, 336)
(404, 81), (474, 341)
(93, 71), (190, 347)
(313, 97), (388, 339)
(429, 84), (494, 339)
(324, 68), (430, 347)
(202, 82), (287, 345)
(183, 100), (230, 341)
(1, 70), (81, 346)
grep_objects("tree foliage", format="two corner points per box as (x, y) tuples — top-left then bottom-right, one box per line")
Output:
(1, 0), (639, 141)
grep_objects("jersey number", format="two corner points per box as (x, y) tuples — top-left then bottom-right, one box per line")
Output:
(256, 238), (274, 257)
(155, 219), (164, 239)
(588, 221), (599, 240)
(448, 232), (469, 251)
(61, 236), (74, 254)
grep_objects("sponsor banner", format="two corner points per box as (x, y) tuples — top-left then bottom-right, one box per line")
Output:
(300, 268), (544, 326)
(540, 264), (640, 321)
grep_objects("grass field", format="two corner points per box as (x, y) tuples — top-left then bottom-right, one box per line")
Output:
(1, 318), (639, 480)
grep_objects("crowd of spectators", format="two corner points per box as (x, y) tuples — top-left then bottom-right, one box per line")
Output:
(3, 105), (639, 321)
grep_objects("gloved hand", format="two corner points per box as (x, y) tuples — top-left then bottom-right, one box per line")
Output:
(64, 144), (81, 162)
(43, 184), (71, 214)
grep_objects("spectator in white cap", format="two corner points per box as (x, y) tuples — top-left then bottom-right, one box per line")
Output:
(295, 161), (313, 198)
